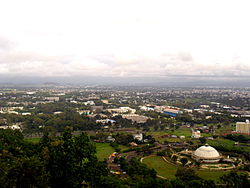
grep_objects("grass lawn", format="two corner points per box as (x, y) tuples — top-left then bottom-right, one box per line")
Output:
(196, 170), (229, 182)
(202, 133), (213, 137)
(120, 145), (130, 151)
(142, 156), (231, 181)
(147, 131), (167, 137)
(207, 138), (235, 147)
(148, 128), (192, 143)
(95, 143), (115, 161)
(207, 138), (250, 152)
(163, 138), (182, 142)
(149, 128), (192, 137)
(143, 156), (177, 179)
(24, 137), (41, 143)
(215, 124), (234, 135)
(170, 128), (192, 137)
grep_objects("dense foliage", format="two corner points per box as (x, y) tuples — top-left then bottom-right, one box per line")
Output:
(1, 129), (249, 188)
(0, 128), (108, 187)
(224, 134), (250, 143)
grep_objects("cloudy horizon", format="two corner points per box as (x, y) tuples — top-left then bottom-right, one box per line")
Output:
(0, 0), (250, 79)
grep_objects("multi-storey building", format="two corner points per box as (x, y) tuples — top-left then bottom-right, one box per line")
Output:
(236, 120), (250, 135)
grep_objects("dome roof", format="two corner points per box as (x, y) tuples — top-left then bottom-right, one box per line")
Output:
(193, 144), (220, 159)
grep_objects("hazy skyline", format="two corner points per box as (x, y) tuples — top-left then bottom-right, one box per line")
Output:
(0, 0), (250, 78)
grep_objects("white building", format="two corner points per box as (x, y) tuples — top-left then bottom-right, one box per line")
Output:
(77, 110), (91, 115)
(26, 91), (36, 95)
(0, 124), (21, 130)
(200, 105), (210, 108)
(44, 97), (60, 102)
(236, 120), (250, 135)
(96, 119), (116, 124)
(140, 106), (154, 111)
(121, 114), (149, 123)
(192, 130), (201, 138)
(133, 133), (143, 141)
(54, 111), (63, 115)
(21, 112), (31, 116)
(192, 144), (221, 163)
(107, 107), (136, 114)
(84, 101), (95, 106)
(106, 136), (115, 142)
(0, 107), (24, 112)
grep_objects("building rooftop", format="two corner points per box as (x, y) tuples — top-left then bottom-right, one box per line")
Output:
(193, 144), (220, 159)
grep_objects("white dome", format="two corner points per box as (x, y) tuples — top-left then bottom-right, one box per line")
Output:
(193, 145), (220, 159)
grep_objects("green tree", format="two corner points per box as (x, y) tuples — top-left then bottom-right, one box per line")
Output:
(175, 167), (200, 182)
(199, 137), (206, 144)
(4, 156), (48, 188)
(180, 158), (188, 166)
(171, 155), (178, 162)
(220, 171), (250, 188)
(40, 127), (108, 187)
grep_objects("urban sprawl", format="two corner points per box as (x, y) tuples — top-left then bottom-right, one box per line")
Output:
(0, 85), (250, 187)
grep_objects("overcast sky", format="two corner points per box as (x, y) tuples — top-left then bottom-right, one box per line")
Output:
(0, 0), (250, 78)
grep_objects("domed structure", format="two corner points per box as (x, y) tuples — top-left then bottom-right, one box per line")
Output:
(192, 144), (221, 163)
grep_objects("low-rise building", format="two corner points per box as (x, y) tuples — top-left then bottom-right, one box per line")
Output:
(91, 106), (103, 111)
(140, 106), (154, 111)
(106, 136), (115, 142)
(129, 142), (138, 147)
(44, 97), (60, 102)
(133, 133), (143, 141)
(84, 101), (95, 106)
(96, 119), (116, 124)
(21, 112), (31, 116)
(54, 111), (63, 115)
(0, 123), (21, 130)
(77, 110), (92, 115)
(192, 130), (201, 138)
(121, 114), (149, 123)
(107, 107), (136, 114)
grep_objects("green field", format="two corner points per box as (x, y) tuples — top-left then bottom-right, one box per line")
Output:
(95, 143), (115, 161)
(207, 138), (235, 147)
(207, 138), (250, 152)
(142, 156), (230, 181)
(148, 129), (192, 143)
(169, 128), (192, 137)
(149, 128), (192, 138)
(24, 137), (41, 143)
(196, 170), (229, 182)
(143, 156), (177, 179)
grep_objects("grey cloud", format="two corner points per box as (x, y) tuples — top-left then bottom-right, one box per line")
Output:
(0, 42), (250, 78)
(107, 53), (250, 77)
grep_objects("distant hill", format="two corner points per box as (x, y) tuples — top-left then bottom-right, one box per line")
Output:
(0, 75), (249, 87)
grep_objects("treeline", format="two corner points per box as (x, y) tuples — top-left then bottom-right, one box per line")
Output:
(0, 102), (101, 133)
(23, 109), (99, 133)
(176, 113), (244, 125)
(0, 129), (249, 188)
(224, 134), (250, 143)
(0, 128), (167, 188)
(0, 128), (108, 187)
